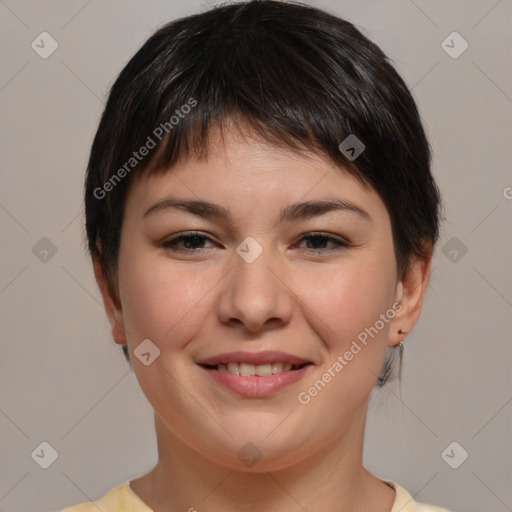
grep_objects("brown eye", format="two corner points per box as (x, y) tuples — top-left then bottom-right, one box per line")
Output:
(161, 232), (214, 252)
(297, 233), (350, 252)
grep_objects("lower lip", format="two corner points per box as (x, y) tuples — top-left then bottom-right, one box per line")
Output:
(199, 365), (312, 397)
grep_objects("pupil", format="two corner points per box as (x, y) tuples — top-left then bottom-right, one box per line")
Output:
(309, 236), (326, 249)
(185, 235), (202, 248)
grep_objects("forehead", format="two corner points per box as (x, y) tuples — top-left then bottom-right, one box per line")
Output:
(124, 124), (388, 225)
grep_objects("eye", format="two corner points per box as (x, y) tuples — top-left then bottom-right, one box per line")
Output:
(296, 233), (350, 253)
(160, 232), (215, 252)
(159, 231), (350, 254)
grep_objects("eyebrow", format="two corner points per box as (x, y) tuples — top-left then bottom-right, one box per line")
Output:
(142, 196), (371, 223)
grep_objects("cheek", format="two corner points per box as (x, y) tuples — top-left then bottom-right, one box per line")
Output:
(118, 251), (216, 347)
(299, 257), (396, 346)
(294, 263), (396, 412)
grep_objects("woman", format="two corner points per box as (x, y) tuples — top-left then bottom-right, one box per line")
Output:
(60, 1), (451, 510)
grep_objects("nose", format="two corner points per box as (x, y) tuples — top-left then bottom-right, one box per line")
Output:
(217, 242), (294, 333)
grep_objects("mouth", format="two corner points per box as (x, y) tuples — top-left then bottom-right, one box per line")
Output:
(195, 350), (314, 397)
(197, 360), (314, 398)
(199, 361), (312, 376)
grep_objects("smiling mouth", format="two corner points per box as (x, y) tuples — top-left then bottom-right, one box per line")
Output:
(199, 362), (312, 376)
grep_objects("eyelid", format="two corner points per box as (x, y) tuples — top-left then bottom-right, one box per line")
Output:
(298, 231), (351, 244)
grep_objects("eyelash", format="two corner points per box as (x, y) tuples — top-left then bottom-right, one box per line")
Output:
(160, 231), (350, 254)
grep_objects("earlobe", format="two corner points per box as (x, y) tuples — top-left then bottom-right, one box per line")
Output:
(92, 255), (127, 345)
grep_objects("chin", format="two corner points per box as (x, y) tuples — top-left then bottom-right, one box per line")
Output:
(204, 427), (314, 472)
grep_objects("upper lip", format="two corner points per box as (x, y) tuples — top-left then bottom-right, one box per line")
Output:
(196, 350), (312, 366)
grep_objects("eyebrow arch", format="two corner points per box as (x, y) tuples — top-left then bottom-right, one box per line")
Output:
(142, 197), (371, 223)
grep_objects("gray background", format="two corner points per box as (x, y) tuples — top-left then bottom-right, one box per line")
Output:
(0, 1), (511, 511)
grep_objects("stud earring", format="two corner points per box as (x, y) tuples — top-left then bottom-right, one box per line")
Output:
(397, 329), (408, 335)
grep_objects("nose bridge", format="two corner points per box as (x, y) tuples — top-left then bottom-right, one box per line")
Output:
(218, 236), (293, 331)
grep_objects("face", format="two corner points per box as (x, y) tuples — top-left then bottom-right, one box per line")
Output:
(101, 125), (416, 471)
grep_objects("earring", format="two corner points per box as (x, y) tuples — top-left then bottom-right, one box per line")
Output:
(398, 339), (404, 381)
(397, 329), (408, 335)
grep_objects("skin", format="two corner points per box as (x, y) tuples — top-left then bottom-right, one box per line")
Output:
(94, 124), (432, 512)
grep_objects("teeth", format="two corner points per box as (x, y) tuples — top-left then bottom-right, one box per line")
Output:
(271, 362), (284, 374)
(239, 363), (256, 376)
(216, 362), (298, 376)
(227, 363), (240, 375)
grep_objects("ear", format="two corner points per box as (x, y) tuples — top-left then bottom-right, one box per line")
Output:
(92, 255), (127, 345)
(389, 248), (433, 347)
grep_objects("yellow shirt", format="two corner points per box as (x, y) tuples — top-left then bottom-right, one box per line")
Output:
(59, 480), (453, 511)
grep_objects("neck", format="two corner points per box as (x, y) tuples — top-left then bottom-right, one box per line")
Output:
(130, 401), (395, 512)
